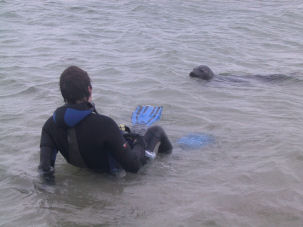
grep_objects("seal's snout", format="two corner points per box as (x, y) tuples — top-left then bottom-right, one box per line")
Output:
(189, 71), (196, 77)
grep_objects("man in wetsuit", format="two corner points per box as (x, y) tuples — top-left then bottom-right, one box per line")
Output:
(39, 66), (172, 176)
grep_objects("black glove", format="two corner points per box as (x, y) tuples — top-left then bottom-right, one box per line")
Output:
(123, 133), (146, 149)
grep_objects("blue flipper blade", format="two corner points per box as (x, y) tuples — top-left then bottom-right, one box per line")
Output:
(177, 133), (214, 149)
(131, 105), (142, 125)
(131, 105), (163, 126)
(146, 106), (162, 126)
(140, 106), (153, 124)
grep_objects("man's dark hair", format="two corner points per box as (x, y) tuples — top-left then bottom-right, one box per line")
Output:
(60, 66), (92, 104)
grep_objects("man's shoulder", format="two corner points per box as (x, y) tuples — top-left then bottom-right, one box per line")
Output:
(89, 112), (117, 125)
(42, 116), (57, 137)
(42, 115), (57, 133)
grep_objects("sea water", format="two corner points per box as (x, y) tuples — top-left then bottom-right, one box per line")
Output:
(1, 0), (303, 226)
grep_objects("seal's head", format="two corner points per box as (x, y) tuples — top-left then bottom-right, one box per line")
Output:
(189, 65), (215, 81)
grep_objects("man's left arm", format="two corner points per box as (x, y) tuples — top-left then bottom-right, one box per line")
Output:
(39, 146), (56, 175)
(39, 118), (58, 176)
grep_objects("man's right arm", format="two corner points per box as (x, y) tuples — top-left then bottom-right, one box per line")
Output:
(104, 117), (146, 173)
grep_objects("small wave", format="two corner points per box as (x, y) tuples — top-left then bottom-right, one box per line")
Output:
(0, 86), (38, 98)
(212, 73), (303, 88)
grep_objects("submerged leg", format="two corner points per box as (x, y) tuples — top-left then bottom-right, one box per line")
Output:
(144, 126), (173, 154)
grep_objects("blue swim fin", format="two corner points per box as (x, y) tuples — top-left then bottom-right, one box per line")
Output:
(131, 105), (163, 126)
(177, 133), (214, 149)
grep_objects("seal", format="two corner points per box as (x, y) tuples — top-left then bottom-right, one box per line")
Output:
(189, 65), (294, 84)
(189, 65), (215, 81)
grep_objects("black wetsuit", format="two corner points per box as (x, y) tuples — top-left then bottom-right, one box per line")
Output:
(39, 102), (172, 175)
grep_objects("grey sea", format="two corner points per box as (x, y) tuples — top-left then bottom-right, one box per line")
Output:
(1, 0), (303, 226)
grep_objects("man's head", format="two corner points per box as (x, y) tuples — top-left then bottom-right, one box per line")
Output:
(60, 66), (92, 104)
